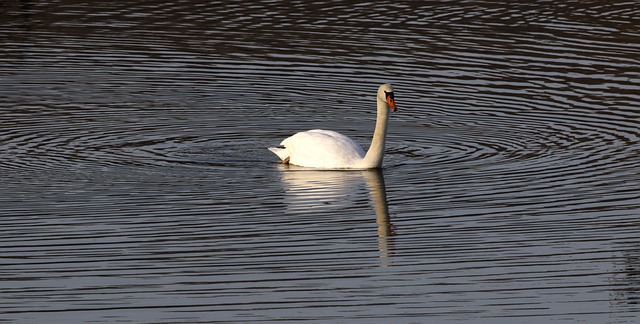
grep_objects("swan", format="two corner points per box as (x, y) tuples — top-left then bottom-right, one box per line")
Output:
(268, 83), (397, 169)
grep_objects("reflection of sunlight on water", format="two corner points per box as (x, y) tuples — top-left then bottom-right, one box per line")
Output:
(277, 165), (395, 264)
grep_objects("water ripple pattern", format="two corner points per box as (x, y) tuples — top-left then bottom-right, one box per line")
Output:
(1, 1), (639, 323)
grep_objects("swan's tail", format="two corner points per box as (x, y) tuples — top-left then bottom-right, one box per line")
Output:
(268, 147), (290, 163)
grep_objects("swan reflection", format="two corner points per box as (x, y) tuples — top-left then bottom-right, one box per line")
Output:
(277, 165), (395, 263)
(362, 169), (396, 263)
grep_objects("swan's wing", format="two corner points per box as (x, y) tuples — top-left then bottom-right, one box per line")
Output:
(280, 129), (365, 168)
(268, 147), (290, 163)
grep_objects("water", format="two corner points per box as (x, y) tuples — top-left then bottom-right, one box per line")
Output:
(1, 0), (639, 322)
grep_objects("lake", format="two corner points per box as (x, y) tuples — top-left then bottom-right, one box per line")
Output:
(1, 0), (639, 323)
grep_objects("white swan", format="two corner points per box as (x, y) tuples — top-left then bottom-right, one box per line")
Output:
(268, 83), (397, 169)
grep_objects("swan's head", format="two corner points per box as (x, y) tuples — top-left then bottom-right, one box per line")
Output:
(378, 83), (397, 112)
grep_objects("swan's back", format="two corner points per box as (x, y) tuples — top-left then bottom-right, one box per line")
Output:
(279, 129), (365, 168)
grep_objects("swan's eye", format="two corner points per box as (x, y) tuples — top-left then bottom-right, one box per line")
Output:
(385, 92), (395, 101)
(385, 91), (397, 112)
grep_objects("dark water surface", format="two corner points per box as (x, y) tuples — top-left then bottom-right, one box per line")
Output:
(1, 1), (639, 323)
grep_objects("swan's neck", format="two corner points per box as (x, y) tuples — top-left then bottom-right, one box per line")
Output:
(361, 98), (390, 168)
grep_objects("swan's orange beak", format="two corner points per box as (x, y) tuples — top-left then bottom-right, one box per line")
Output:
(386, 93), (397, 112)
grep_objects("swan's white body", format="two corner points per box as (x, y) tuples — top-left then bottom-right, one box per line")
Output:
(268, 83), (396, 169)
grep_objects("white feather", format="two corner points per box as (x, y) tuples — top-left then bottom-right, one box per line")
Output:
(268, 83), (396, 169)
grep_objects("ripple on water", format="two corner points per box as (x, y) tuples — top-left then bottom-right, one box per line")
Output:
(1, 0), (640, 322)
